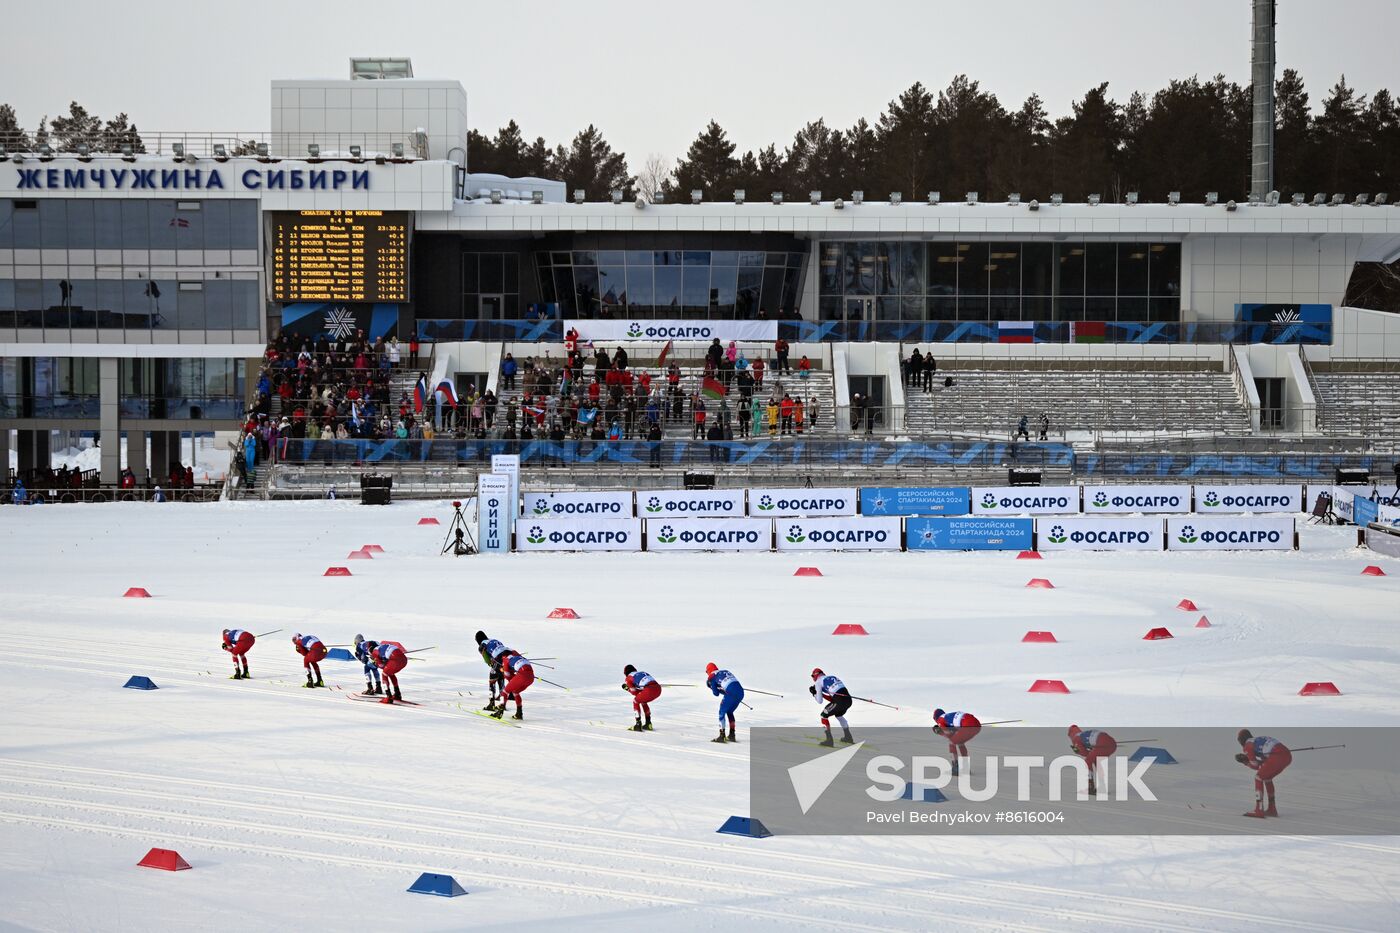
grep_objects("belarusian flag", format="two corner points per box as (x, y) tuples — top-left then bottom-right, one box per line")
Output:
(656, 339), (674, 368)
(1071, 321), (1106, 343)
(701, 376), (727, 400)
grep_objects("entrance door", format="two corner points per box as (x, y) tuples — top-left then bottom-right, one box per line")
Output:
(479, 294), (504, 319)
(847, 374), (887, 432)
(846, 297), (874, 323)
(1255, 377), (1285, 430)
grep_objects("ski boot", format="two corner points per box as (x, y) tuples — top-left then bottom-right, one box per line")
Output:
(840, 728), (855, 745)
(728, 725), (738, 743)
(818, 728), (835, 748)
(490, 705), (506, 719)
(630, 718), (645, 732)
(393, 688), (403, 702)
(483, 697), (499, 712)
(303, 676), (316, 689)
(230, 671), (243, 680)
(1264, 804), (1279, 817)
(381, 692), (395, 704)
(512, 709), (523, 721)
(242, 669), (251, 680)
(642, 720), (654, 731)
(362, 683), (377, 696)
(712, 728), (728, 743)
(1244, 805), (1266, 818)
(314, 678), (325, 688)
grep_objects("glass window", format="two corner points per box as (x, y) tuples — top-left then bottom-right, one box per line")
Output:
(764, 251), (786, 267)
(875, 242), (897, 295)
(957, 293), (989, 320)
(653, 266), (681, 313)
(573, 265), (599, 315)
(819, 243), (842, 294)
(0, 279), (15, 311)
(174, 204), (202, 250)
(959, 243), (989, 295)
(711, 264), (738, 317)
(901, 295), (926, 320)
(121, 201), (148, 247)
(205, 279), (232, 328)
(503, 254), (519, 293)
(988, 243), (1020, 296)
(844, 242), (872, 295)
(534, 251), (551, 269)
(1022, 243), (1053, 299)
(598, 265), (626, 307)
(819, 296), (843, 321)
(1149, 297), (1178, 321)
(95, 201), (122, 249)
(552, 269), (573, 312)
(989, 296), (1020, 320)
(739, 251), (765, 266)
(462, 254), (478, 293)
(712, 250), (739, 266)
(1149, 243), (1181, 297)
(681, 265), (710, 315)
(203, 200), (231, 250)
(597, 250), (625, 265)
(927, 242), (959, 295)
(123, 280), (151, 332)
(1022, 295), (1052, 318)
(550, 251), (572, 266)
(876, 297), (902, 320)
(0, 200), (11, 248)
(39, 199), (67, 248)
(781, 267), (801, 313)
(67, 200), (95, 249)
(624, 250), (651, 266)
(625, 266), (653, 308)
(900, 242), (926, 294)
(572, 251), (596, 266)
(1085, 296), (1115, 320)
(229, 201), (258, 249)
(1117, 296), (1149, 321)
(736, 268), (762, 318)
(231, 280), (259, 329)
(1054, 296), (1085, 321)
(68, 280), (96, 327)
(479, 254), (504, 294)
(1118, 243), (1150, 295)
(176, 282), (205, 330)
(11, 201), (39, 246)
(1056, 244), (1085, 296)
(760, 267), (786, 315)
(683, 251), (711, 266)
(654, 250), (681, 267)
(1085, 243), (1116, 296)
(147, 200), (177, 249)
(787, 252), (804, 269)
(149, 278), (177, 330)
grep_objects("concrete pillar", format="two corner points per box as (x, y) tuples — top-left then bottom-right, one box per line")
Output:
(0, 430), (9, 479)
(150, 432), (168, 480)
(17, 429), (38, 472)
(99, 357), (120, 486)
(127, 430), (147, 482)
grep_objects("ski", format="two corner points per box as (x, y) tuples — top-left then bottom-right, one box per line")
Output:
(347, 693), (420, 707)
(466, 707), (522, 727)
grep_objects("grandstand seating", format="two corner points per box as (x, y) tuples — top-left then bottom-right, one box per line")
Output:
(901, 363), (1251, 437)
(1310, 369), (1400, 437)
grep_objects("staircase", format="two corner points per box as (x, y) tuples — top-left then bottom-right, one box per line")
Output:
(1312, 370), (1400, 436)
(902, 365), (1251, 438)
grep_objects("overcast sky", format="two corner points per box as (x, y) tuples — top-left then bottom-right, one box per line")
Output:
(2, 0), (1396, 164)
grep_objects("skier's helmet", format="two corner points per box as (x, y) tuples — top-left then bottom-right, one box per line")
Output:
(292, 633), (301, 642)
(624, 664), (637, 677)
(364, 641), (378, 652)
(1237, 728), (1253, 746)
(932, 708), (945, 722)
(1067, 724), (1080, 737)
(354, 633), (364, 645)
(811, 668), (824, 680)
(475, 630), (487, 644)
(705, 662), (718, 677)
(222, 629), (231, 638)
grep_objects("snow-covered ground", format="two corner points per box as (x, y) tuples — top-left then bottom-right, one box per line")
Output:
(0, 501), (1396, 931)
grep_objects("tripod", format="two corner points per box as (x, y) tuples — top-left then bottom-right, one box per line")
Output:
(441, 502), (478, 556)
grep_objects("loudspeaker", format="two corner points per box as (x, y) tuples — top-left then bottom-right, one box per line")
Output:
(360, 473), (392, 505)
(684, 471), (716, 490)
(1009, 468), (1041, 487)
(1335, 468), (1369, 485)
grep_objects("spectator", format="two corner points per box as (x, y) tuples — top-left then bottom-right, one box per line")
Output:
(706, 338), (724, 370)
(707, 421), (725, 462)
(1015, 415), (1030, 441)
(774, 337), (790, 375)
(922, 352), (937, 391)
(607, 420), (623, 441)
(692, 395), (708, 439)
(725, 341), (738, 365)
(794, 397), (805, 435)
(808, 396), (820, 431)
(851, 393), (863, 433)
(738, 397), (752, 437)
(779, 394), (795, 435)
(614, 346), (629, 370)
(387, 336), (401, 368)
(765, 397), (779, 437)
(1038, 412), (1049, 441)
(908, 349), (923, 387)
(749, 394), (762, 438)
(752, 357), (766, 389)
(501, 353), (517, 391)
(408, 335), (420, 368)
(797, 355), (812, 380)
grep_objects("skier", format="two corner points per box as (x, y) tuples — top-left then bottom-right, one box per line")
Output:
(1068, 724), (1118, 796)
(622, 664), (662, 732)
(220, 628), (254, 679)
(1236, 729), (1293, 817)
(364, 640), (407, 704)
(353, 634), (382, 696)
(475, 630), (511, 711)
(932, 708), (981, 774)
(292, 633), (327, 688)
(810, 668), (854, 747)
(705, 662), (744, 744)
(492, 650), (533, 720)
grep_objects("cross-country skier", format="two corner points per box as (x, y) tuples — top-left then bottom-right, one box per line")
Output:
(705, 662), (744, 744)
(292, 633), (327, 687)
(810, 668), (854, 747)
(353, 634), (382, 696)
(932, 708), (981, 774)
(623, 664), (662, 732)
(220, 629), (254, 679)
(1068, 724), (1118, 796)
(475, 630), (511, 712)
(363, 640), (407, 704)
(492, 650), (533, 720)
(1236, 729), (1292, 817)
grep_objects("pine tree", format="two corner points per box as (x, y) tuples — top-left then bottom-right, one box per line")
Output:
(0, 103), (29, 150)
(492, 120), (528, 177)
(668, 120), (741, 201)
(50, 101), (102, 151)
(876, 82), (935, 197)
(553, 125), (632, 199)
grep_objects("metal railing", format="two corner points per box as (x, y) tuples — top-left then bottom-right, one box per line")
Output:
(3, 131), (429, 161)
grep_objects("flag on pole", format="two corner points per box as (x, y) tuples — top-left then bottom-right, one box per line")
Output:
(413, 375), (427, 413)
(656, 339), (674, 368)
(435, 379), (459, 408)
(578, 407), (598, 424)
(701, 376), (727, 400)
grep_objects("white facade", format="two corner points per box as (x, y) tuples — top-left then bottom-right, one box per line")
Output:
(271, 79), (469, 163)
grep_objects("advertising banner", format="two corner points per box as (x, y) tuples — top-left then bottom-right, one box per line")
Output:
(566, 320), (777, 342)
(775, 517), (903, 552)
(476, 474), (511, 554)
(1082, 485), (1189, 514)
(517, 518), (642, 552)
(906, 517), (1033, 551)
(1329, 486), (1356, 523)
(1166, 516), (1295, 551)
(1380, 502), (1400, 526)
(971, 486), (1081, 516)
(491, 454), (520, 521)
(1038, 517), (1163, 551)
(859, 486), (972, 517)
(638, 489), (746, 519)
(1194, 484), (1304, 514)
(1351, 495), (1379, 528)
(647, 518), (772, 551)
(748, 487), (857, 517)
(523, 489), (634, 519)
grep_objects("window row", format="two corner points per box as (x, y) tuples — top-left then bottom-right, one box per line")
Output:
(818, 241), (1181, 300)
(817, 295), (1181, 323)
(0, 199), (260, 251)
(537, 263), (802, 319)
(0, 278), (261, 330)
(537, 250), (804, 269)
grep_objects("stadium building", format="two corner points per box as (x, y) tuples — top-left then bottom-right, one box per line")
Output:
(2, 60), (1399, 495)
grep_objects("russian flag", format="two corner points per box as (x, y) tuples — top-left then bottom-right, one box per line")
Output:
(997, 321), (1035, 344)
(435, 379), (458, 408)
(413, 375), (427, 413)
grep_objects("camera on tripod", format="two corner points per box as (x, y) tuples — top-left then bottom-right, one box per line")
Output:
(442, 499), (478, 556)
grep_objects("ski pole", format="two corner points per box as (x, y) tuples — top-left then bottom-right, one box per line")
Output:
(406, 647), (436, 654)
(851, 695), (900, 710)
(741, 700), (754, 710)
(255, 629), (284, 638)
(746, 689), (785, 698)
(537, 676), (570, 691)
(1289, 744), (1346, 752)
(523, 658), (556, 669)
(660, 683), (697, 687)
(982, 720), (1023, 726)
(1115, 737), (1160, 744)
